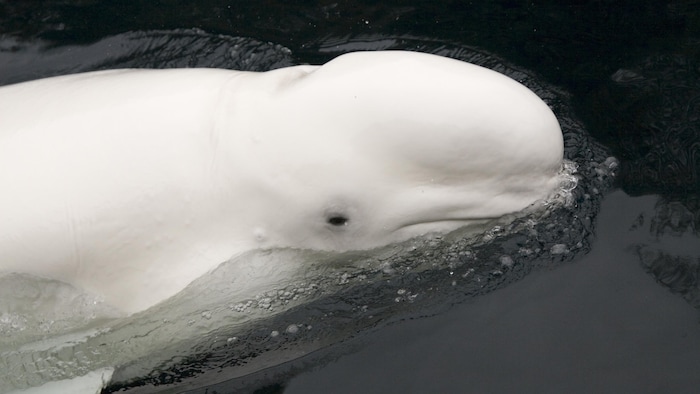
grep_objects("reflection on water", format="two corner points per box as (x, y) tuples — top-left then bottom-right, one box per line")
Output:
(636, 197), (700, 308)
(578, 52), (700, 196)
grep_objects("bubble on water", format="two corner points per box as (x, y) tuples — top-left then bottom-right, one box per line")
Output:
(499, 255), (514, 268)
(285, 324), (299, 334)
(550, 244), (569, 255)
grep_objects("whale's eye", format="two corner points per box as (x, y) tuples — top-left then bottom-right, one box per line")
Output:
(327, 215), (349, 226)
(324, 202), (354, 229)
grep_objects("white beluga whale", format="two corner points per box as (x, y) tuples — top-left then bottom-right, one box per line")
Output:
(0, 50), (563, 315)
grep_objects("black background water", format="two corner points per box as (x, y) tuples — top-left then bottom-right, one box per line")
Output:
(1, 1), (699, 393)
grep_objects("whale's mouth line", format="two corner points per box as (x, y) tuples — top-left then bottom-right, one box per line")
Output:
(394, 217), (498, 233)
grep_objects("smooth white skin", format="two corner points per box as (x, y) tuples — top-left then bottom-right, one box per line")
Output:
(0, 51), (563, 314)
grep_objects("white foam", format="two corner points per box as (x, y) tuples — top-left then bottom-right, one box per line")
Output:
(7, 368), (113, 394)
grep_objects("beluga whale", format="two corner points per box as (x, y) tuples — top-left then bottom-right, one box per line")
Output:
(0, 50), (564, 316)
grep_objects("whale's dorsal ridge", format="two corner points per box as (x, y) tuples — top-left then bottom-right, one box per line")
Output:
(261, 64), (320, 92)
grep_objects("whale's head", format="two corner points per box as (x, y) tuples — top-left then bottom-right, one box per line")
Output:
(226, 51), (564, 252)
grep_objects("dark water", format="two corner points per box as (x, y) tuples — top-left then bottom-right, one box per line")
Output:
(1, 1), (699, 393)
(286, 191), (700, 394)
